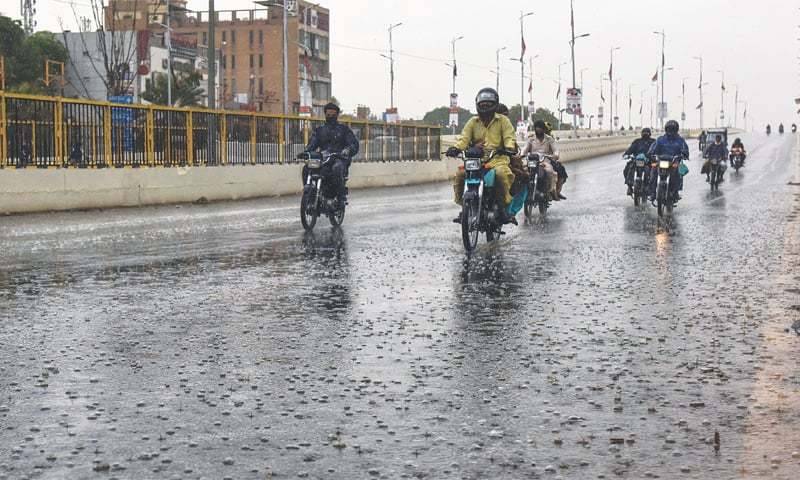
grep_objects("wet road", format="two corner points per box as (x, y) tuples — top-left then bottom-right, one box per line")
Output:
(1, 134), (799, 480)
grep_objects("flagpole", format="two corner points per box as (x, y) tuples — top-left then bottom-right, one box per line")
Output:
(654, 30), (666, 128)
(520, 11), (534, 123)
(609, 47), (620, 134)
(694, 56), (704, 129)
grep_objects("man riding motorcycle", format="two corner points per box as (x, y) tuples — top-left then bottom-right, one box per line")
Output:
(623, 128), (656, 196)
(299, 102), (360, 205)
(704, 134), (729, 183)
(447, 88), (517, 224)
(648, 119), (689, 204)
(520, 120), (562, 201)
(729, 137), (746, 166)
(698, 130), (708, 152)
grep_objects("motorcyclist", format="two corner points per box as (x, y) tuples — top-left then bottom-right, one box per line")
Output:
(623, 128), (656, 196)
(779, 123), (785, 134)
(729, 137), (746, 166)
(704, 134), (729, 183)
(447, 88), (517, 224)
(299, 102), (360, 205)
(520, 120), (561, 201)
(698, 130), (708, 152)
(766, 124), (771, 135)
(648, 119), (689, 204)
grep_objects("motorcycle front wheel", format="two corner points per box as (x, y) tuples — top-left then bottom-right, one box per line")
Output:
(657, 183), (666, 218)
(300, 190), (319, 231)
(329, 202), (345, 227)
(461, 199), (480, 253)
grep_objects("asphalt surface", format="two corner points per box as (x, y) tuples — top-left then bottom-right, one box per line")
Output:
(1, 133), (799, 480)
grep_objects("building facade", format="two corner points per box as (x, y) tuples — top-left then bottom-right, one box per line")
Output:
(104, 1), (331, 115)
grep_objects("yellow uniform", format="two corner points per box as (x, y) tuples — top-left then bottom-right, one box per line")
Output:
(452, 114), (517, 206)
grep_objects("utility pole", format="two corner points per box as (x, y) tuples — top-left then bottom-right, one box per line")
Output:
(451, 35), (463, 95)
(166, 0), (172, 106)
(388, 22), (402, 110)
(207, 0), (216, 109)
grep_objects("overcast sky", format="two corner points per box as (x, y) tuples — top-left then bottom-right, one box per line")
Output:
(9, 0), (799, 129)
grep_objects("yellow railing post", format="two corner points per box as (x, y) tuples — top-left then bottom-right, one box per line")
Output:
(54, 98), (64, 167)
(303, 118), (310, 146)
(220, 113), (227, 165)
(103, 105), (112, 167)
(427, 127), (432, 160)
(30, 121), (37, 168)
(0, 92), (6, 168)
(364, 123), (370, 162)
(250, 113), (256, 165)
(278, 117), (285, 165)
(186, 111), (194, 167)
(146, 106), (154, 167)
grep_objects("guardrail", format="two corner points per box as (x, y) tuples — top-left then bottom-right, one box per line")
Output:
(0, 92), (441, 169)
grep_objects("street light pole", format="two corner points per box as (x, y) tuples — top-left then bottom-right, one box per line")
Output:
(694, 56), (704, 129)
(495, 46), (506, 92)
(519, 11), (534, 122)
(654, 30), (666, 127)
(609, 47), (620, 133)
(451, 35), (464, 95)
(718, 69), (725, 127)
(568, 0), (590, 135)
(388, 22), (403, 110)
(207, 0), (216, 109)
(166, 0), (172, 106)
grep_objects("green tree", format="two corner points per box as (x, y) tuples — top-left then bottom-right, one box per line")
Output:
(142, 72), (205, 107)
(0, 16), (67, 94)
(422, 106), (473, 131)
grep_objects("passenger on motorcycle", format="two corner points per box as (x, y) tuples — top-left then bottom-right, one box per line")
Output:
(299, 103), (360, 205)
(520, 120), (562, 201)
(648, 119), (689, 204)
(704, 134), (728, 183)
(729, 137), (746, 165)
(447, 88), (517, 223)
(623, 128), (656, 196)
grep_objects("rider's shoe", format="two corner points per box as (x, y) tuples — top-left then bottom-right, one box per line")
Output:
(558, 193), (567, 200)
(627, 185), (633, 196)
(453, 212), (463, 224)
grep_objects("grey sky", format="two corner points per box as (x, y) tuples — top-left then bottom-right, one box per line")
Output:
(9, 0), (798, 129)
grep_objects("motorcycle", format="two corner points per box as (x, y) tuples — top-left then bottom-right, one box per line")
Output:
(652, 155), (682, 218)
(766, 125), (771, 135)
(708, 155), (726, 191)
(625, 153), (650, 207)
(454, 148), (515, 253)
(523, 152), (552, 219)
(297, 151), (347, 231)
(779, 124), (785, 135)
(730, 150), (745, 173)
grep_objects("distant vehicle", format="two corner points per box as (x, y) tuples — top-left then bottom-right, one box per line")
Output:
(766, 124), (771, 135)
(702, 128), (727, 158)
(779, 124), (784, 135)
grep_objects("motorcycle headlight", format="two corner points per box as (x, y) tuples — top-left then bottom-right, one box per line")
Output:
(306, 158), (321, 169)
(464, 159), (481, 171)
(635, 160), (646, 167)
(527, 160), (538, 168)
(659, 160), (671, 169)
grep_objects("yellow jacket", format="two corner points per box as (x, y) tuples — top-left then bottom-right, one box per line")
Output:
(455, 114), (517, 162)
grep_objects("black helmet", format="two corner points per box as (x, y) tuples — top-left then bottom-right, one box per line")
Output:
(323, 102), (340, 113)
(475, 88), (500, 115)
(641, 128), (652, 136)
(533, 119), (547, 130)
(665, 120), (679, 134)
(497, 103), (509, 116)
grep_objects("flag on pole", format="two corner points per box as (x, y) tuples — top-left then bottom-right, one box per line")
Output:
(521, 36), (526, 58)
(601, 89), (605, 103)
(651, 69), (658, 83)
(453, 62), (457, 78)
(662, 51), (665, 68)
(556, 83), (561, 100)
(682, 80), (685, 96)
(696, 101), (703, 110)
(608, 62), (613, 80)
(629, 96), (632, 109)
(721, 82), (726, 92)
(528, 79), (533, 94)
(639, 103), (643, 114)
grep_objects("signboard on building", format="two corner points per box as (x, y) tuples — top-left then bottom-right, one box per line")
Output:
(384, 107), (399, 124)
(566, 88), (582, 116)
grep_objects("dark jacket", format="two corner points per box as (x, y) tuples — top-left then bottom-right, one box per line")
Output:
(624, 137), (656, 157)
(705, 142), (728, 160)
(648, 133), (689, 159)
(305, 122), (360, 161)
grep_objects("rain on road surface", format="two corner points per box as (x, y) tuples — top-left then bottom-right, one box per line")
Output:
(1, 134), (799, 480)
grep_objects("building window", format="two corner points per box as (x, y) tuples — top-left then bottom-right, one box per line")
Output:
(232, 78), (237, 94)
(249, 54), (254, 68)
(259, 78), (264, 95)
(259, 54), (263, 69)
(249, 30), (254, 46)
(222, 31), (226, 43)
(221, 54), (226, 69)
(202, 32), (208, 45)
(231, 30), (236, 44)
(231, 54), (236, 69)
(259, 30), (263, 45)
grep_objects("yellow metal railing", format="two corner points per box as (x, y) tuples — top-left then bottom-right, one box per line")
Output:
(0, 92), (442, 169)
